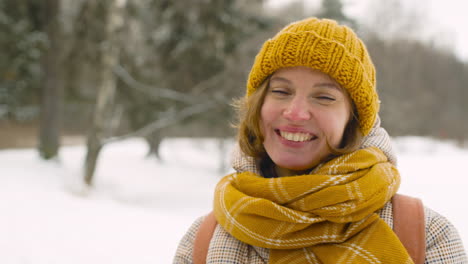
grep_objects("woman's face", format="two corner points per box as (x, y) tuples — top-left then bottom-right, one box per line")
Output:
(260, 66), (352, 176)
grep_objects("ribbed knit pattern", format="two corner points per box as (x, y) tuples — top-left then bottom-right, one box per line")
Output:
(213, 147), (412, 264)
(246, 17), (378, 136)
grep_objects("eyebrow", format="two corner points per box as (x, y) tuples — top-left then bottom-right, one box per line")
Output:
(269, 76), (292, 85)
(270, 77), (342, 91)
(313, 82), (342, 91)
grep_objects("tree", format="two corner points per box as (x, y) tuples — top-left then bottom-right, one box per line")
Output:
(318, 0), (355, 28)
(357, 0), (468, 140)
(0, 0), (65, 158)
(1, 0), (270, 185)
(365, 34), (468, 139)
(83, 0), (125, 186)
(112, 0), (269, 156)
(0, 0), (45, 121)
(38, 0), (63, 159)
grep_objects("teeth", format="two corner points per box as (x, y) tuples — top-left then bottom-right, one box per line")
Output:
(280, 131), (313, 142)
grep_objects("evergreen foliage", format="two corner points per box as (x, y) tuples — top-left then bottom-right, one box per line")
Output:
(317, 0), (356, 28)
(0, 0), (45, 120)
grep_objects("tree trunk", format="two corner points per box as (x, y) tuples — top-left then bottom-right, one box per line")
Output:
(145, 132), (163, 159)
(84, 132), (102, 185)
(38, 0), (63, 159)
(84, 0), (125, 186)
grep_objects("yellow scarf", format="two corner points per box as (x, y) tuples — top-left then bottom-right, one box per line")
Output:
(213, 147), (413, 264)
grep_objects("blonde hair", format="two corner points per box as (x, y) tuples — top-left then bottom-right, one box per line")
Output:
(233, 78), (270, 159)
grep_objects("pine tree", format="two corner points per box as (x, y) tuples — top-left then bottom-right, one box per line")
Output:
(318, 0), (356, 28)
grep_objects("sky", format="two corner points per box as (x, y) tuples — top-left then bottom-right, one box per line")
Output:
(266, 0), (468, 61)
(1, 137), (467, 263)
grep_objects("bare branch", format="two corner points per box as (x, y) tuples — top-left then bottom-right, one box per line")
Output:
(113, 64), (199, 103)
(191, 70), (226, 95)
(114, 64), (232, 103)
(103, 100), (220, 144)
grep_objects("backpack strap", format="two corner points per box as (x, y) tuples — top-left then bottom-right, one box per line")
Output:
(193, 212), (217, 264)
(193, 195), (426, 264)
(392, 194), (426, 264)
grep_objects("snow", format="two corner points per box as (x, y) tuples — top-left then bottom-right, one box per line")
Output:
(0, 137), (467, 263)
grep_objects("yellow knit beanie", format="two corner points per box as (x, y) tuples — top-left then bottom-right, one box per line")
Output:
(247, 17), (379, 136)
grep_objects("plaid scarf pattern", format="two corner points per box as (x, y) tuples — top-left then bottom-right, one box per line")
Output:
(213, 147), (413, 264)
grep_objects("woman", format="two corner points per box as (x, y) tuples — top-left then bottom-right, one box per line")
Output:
(174, 17), (467, 264)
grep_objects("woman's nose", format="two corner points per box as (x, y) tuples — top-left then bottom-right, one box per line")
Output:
(283, 98), (311, 121)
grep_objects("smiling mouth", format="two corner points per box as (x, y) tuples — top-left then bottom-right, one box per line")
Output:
(276, 130), (317, 142)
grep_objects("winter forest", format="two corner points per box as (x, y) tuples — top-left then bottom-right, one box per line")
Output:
(1, 0), (468, 263)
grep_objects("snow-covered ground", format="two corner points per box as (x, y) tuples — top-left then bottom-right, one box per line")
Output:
(0, 137), (467, 263)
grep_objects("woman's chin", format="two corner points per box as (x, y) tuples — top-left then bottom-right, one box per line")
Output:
(274, 160), (319, 176)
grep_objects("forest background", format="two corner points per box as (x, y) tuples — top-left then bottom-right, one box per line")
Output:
(1, 0), (467, 186)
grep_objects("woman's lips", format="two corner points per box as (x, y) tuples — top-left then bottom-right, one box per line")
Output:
(275, 129), (318, 142)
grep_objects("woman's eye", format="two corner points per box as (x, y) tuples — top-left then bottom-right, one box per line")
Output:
(271, 89), (289, 95)
(317, 96), (335, 101)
